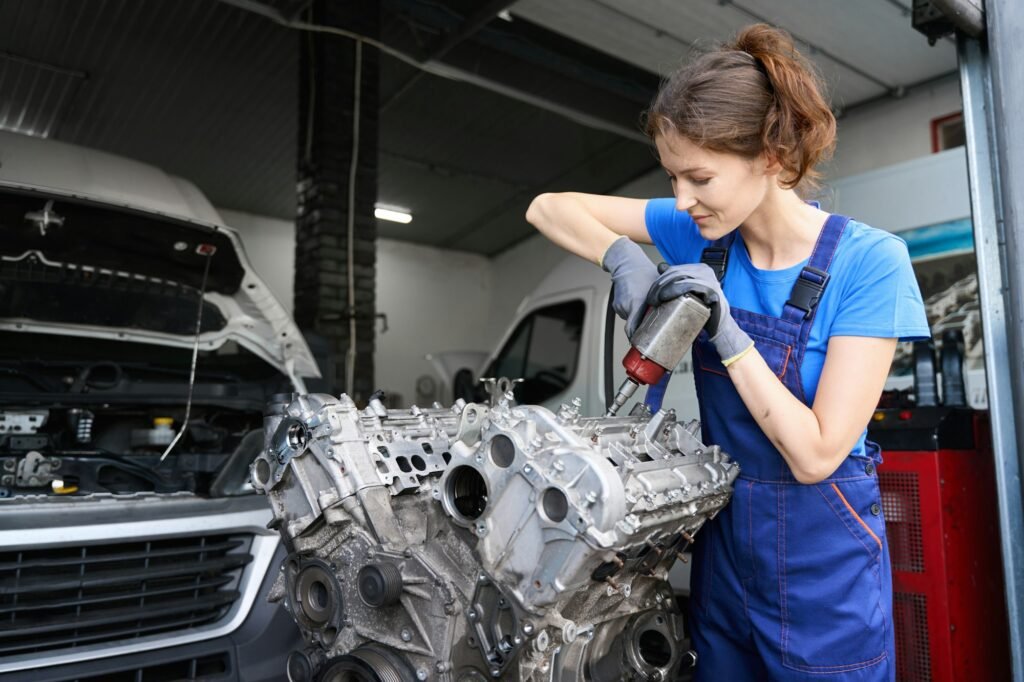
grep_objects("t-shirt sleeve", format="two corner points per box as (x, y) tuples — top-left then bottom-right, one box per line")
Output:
(645, 198), (704, 265)
(829, 235), (931, 342)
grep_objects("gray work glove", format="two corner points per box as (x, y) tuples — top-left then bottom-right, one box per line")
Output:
(646, 263), (754, 364)
(601, 236), (659, 338)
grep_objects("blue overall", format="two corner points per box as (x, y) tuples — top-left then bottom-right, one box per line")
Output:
(689, 214), (895, 681)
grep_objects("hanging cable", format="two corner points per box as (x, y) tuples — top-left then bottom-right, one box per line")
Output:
(345, 40), (362, 399)
(160, 251), (213, 463)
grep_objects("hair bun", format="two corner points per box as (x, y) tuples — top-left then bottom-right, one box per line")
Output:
(731, 23), (798, 64)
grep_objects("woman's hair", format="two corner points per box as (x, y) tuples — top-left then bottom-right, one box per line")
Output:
(643, 24), (835, 190)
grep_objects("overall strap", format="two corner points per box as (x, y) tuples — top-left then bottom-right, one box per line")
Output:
(783, 214), (852, 351)
(700, 232), (735, 281)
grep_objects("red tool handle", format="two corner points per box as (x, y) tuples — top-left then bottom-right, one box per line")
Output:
(622, 346), (667, 386)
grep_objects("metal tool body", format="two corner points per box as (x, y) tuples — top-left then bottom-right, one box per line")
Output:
(606, 294), (711, 416)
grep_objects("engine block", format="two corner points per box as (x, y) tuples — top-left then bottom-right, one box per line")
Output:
(252, 391), (738, 682)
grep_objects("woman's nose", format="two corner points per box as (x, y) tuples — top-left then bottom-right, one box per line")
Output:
(675, 192), (697, 212)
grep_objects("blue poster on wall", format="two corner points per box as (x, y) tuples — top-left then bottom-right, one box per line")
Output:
(899, 218), (974, 260)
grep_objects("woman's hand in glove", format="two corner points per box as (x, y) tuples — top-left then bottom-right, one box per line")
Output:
(601, 236), (659, 338)
(646, 263), (754, 365)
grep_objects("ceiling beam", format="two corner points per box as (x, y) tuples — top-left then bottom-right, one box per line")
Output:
(379, 0), (658, 142)
(438, 137), (653, 249)
(382, 0), (517, 111)
(720, 0), (898, 94)
(424, 0), (516, 62)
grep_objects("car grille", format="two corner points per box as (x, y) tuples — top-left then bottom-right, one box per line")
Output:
(63, 651), (230, 682)
(0, 533), (253, 657)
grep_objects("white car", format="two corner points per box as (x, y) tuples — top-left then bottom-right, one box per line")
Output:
(0, 130), (319, 681)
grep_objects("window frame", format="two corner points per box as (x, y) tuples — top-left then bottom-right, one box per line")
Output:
(930, 111), (964, 153)
(484, 298), (587, 405)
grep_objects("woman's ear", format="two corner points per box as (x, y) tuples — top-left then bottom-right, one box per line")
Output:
(759, 152), (798, 188)
(760, 152), (784, 177)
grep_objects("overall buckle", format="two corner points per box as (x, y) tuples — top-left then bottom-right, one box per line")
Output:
(700, 247), (729, 282)
(787, 266), (830, 319)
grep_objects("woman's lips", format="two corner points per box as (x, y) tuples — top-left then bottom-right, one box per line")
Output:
(691, 214), (711, 224)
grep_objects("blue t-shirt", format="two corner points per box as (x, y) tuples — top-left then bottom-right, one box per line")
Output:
(645, 198), (930, 405)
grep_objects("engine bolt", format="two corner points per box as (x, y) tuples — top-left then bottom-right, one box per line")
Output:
(468, 609), (479, 621)
(681, 531), (695, 543)
(416, 669), (429, 680)
(490, 668), (501, 678)
(401, 628), (412, 642)
(522, 622), (535, 635)
(676, 552), (689, 564)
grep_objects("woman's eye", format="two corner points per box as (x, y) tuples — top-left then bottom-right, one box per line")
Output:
(691, 177), (712, 186)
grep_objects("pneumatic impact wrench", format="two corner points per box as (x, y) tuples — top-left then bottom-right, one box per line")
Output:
(605, 292), (712, 417)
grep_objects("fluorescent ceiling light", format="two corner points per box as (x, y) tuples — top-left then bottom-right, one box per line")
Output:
(374, 206), (412, 224)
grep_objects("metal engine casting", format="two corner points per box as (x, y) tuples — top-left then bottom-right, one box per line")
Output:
(252, 390), (738, 682)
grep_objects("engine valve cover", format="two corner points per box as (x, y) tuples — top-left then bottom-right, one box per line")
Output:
(252, 391), (738, 682)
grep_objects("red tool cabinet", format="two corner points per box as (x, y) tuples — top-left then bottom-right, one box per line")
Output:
(871, 408), (1010, 681)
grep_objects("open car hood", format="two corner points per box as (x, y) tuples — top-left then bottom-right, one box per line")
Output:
(0, 133), (319, 382)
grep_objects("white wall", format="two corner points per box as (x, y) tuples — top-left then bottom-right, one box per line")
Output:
(373, 239), (492, 404)
(829, 77), (962, 180)
(219, 209), (493, 405)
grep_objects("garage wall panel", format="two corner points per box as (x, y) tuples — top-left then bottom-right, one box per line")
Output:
(829, 77), (963, 180)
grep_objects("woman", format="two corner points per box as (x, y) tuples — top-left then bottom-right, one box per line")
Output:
(526, 24), (929, 681)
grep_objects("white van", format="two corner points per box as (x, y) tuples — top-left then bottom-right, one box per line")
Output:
(0, 130), (315, 681)
(460, 248), (699, 423)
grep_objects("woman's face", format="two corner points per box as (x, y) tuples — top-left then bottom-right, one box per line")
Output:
(654, 132), (774, 240)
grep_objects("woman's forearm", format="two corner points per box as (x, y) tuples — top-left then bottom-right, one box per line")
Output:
(724, 335), (897, 483)
(725, 350), (836, 483)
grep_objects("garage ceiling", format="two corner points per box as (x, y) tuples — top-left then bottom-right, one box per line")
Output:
(0, 0), (955, 256)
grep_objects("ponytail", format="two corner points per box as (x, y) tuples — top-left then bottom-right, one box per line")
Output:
(644, 24), (836, 190)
